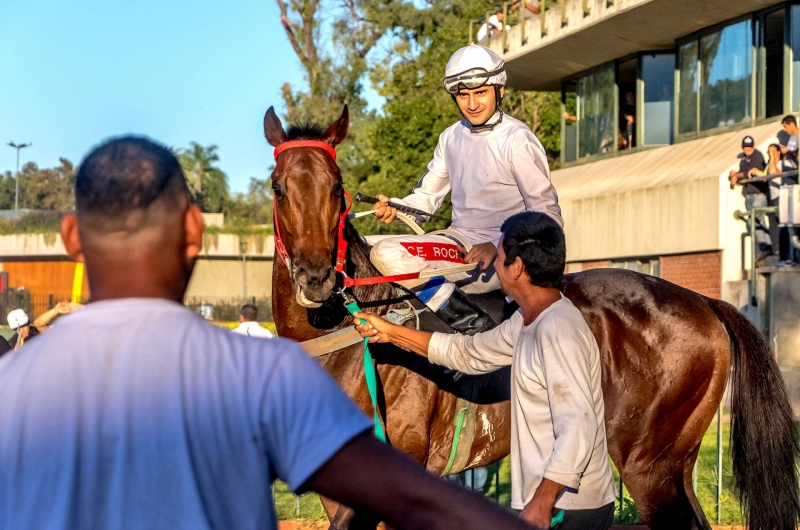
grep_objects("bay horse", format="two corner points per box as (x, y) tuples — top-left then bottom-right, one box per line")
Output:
(265, 105), (800, 530)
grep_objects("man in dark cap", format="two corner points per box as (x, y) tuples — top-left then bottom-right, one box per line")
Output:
(0, 136), (534, 530)
(729, 135), (772, 260)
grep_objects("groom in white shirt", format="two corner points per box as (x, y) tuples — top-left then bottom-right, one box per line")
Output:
(355, 211), (616, 530)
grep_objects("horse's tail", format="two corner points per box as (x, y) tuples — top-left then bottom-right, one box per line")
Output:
(707, 297), (800, 530)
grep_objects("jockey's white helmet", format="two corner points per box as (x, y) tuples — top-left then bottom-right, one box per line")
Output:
(443, 45), (507, 94)
(7, 308), (29, 330)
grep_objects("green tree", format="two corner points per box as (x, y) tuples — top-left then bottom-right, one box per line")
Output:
(177, 143), (230, 213)
(16, 159), (76, 210)
(226, 177), (274, 228)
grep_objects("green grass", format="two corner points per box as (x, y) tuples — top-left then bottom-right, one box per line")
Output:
(271, 421), (743, 525)
(608, 420), (742, 525)
(273, 481), (327, 520)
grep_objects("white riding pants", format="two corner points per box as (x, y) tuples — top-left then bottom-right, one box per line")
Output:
(367, 229), (501, 311)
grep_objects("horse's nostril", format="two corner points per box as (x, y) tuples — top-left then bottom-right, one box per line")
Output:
(296, 265), (333, 287)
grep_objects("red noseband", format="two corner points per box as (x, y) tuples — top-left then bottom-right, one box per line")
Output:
(274, 140), (337, 161)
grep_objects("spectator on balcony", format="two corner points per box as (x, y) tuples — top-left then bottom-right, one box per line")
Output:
(748, 143), (783, 248)
(476, 11), (507, 43)
(476, 2), (539, 44)
(231, 304), (274, 338)
(780, 115), (799, 185)
(33, 301), (84, 331)
(729, 136), (771, 259)
(7, 309), (40, 350)
(618, 92), (636, 150)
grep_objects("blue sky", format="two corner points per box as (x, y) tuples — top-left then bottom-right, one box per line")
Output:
(0, 0), (311, 192)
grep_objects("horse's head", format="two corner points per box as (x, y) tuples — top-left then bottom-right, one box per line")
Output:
(264, 105), (349, 307)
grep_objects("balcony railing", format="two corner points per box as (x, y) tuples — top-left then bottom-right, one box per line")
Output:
(469, 0), (583, 51)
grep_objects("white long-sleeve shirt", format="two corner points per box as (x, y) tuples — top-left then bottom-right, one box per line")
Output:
(428, 296), (615, 510)
(393, 115), (562, 247)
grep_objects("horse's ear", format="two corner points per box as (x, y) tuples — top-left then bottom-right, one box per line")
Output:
(264, 106), (287, 148)
(323, 105), (349, 147)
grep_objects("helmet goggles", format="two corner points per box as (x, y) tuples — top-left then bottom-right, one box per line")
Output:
(443, 67), (505, 94)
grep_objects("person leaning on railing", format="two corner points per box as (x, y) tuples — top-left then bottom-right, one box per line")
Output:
(729, 135), (773, 261)
(748, 143), (783, 251)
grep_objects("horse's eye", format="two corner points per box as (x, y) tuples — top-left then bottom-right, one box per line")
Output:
(272, 184), (283, 198)
(333, 182), (343, 196)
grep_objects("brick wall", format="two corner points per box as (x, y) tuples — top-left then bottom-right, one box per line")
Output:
(566, 260), (609, 273)
(659, 251), (722, 299)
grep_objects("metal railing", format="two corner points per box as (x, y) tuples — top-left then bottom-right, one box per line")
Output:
(467, 0), (575, 50)
(0, 292), (274, 326)
(735, 169), (798, 306)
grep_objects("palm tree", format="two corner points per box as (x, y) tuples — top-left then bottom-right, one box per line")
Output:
(177, 143), (230, 213)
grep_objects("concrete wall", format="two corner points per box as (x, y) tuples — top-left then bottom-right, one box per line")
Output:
(563, 176), (720, 262)
(0, 233), (276, 302)
(185, 259), (273, 299)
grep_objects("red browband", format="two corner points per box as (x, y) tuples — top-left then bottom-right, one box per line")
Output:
(273, 140), (337, 161)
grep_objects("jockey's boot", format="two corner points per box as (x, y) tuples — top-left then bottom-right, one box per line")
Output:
(434, 286), (497, 336)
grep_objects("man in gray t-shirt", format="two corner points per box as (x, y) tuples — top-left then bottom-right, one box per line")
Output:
(780, 115), (799, 185)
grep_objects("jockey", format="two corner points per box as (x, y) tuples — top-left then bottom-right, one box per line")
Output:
(370, 44), (562, 335)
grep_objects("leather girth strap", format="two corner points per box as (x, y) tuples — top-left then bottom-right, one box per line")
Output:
(298, 327), (364, 357)
(442, 396), (478, 476)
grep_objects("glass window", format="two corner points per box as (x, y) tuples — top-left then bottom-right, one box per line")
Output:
(642, 53), (675, 145)
(678, 42), (698, 134)
(563, 88), (577, 163)
(792, 5), (800, 113)
(757, 9), (784, 119)
(610, 258), (660, 277)
(699, 20), (753, 131)
(577, 64), (615, 159)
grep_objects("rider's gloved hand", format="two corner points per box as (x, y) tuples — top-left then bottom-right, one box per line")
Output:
(371, 194), (398, 224)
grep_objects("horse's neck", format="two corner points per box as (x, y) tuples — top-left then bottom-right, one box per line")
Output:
(272, 222), (398, 341)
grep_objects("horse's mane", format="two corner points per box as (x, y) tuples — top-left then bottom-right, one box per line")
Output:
(285, 123), (327, 141)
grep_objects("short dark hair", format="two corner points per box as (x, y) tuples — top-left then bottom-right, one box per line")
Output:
(75, 136), (188, 231)
(782, 115), (797, 126)
(240, 304), (258, 322)
(500, 212), (566, 288)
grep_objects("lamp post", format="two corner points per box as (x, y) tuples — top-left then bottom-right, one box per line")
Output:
(6, 142), (31, 210)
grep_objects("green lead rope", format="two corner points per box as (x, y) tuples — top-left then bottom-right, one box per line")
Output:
(345, 301), (386, 442)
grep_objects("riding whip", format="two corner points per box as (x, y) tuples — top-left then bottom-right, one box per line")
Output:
(354, 193), (451, 223)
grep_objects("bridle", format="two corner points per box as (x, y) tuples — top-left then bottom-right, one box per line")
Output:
(272, 140), (353, 282)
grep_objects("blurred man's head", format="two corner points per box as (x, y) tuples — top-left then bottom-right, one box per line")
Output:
(782, 115), (798, 135)
(495, 212), (565, 296)
(240, 304), (258, 323)
(61, 137), (204, 302)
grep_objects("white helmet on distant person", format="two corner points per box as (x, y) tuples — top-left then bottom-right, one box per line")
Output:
(7, 309), (29, 331)
(443, 45), (507, 95)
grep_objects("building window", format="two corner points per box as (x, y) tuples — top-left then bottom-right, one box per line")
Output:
(641, 53), (675, 145)
(678, 19), (753, 135)
(678, 41), (699, 134)
(699, 20), (753, 131)
(610, 258), (660, 277)
(577, 64), (616, 159)
(791, 5), (800, 113)
(757, 8), (785, 119)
